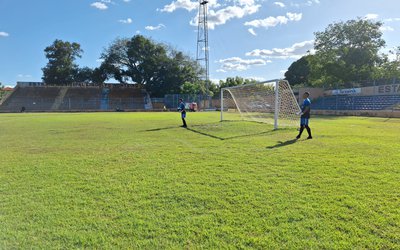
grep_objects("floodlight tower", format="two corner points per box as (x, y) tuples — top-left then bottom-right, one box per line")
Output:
(196, 0), (210, 107)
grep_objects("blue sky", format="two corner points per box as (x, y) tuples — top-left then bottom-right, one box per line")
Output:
(0, 0), (399, 86)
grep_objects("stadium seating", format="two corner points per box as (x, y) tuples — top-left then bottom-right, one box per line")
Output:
(312, 95), (400, 110)
(0, 86), (62, 112)
(108, 87), (147, 110)
(0, 85), (149, 112)
(58, 87), (102, 110)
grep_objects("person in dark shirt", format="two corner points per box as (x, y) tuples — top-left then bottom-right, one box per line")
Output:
(178, 98), (187, 128)
(296, 92), (312, 139)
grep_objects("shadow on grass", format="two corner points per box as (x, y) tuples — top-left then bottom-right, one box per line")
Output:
(185, 127), (276, 141)
(143, 126), (179, 132)
(143, 122), (289, 141)
(266, 139), (298, 149)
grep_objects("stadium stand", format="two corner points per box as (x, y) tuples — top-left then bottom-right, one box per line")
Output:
(108, 87), (149, 110)
(0, 84), (151, 112)
(0, 86), (62, 112)
(312, 95), (400, 110)
(58, 87), (102, 111)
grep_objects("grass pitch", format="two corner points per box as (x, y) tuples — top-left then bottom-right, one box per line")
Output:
(0, 112), (399, 249)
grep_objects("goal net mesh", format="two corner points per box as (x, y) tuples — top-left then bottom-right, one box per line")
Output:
(221, 80), (301, 127)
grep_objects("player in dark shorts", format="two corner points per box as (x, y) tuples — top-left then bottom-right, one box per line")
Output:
(178, 98), (187, 128)
(296, 92), (312, 139)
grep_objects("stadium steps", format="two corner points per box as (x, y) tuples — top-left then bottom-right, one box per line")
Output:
(51, 87), (68, 110)
(0, 86), (61, 112)
(0, 85), (18, 106)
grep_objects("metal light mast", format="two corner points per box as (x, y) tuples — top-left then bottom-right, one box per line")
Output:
(196, 0), (210, 107)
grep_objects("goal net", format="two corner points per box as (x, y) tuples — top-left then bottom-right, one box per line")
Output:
(220, 79), (301, 129)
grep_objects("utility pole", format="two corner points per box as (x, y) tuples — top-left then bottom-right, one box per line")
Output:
(196, 0), (210, 108)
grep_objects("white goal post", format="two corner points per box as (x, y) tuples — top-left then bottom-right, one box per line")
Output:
(220, 79), (301, 129)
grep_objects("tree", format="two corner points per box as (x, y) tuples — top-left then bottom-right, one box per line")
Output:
(42, 39), (83, 85)
(219, 76), (257, 89)
(312, 18), (386, 87)
(91, 65), (108, 85)
(181, 80), (218, 96)
(101, 35), (201, 97)
(284, 55), (312, 86)
(374, 46), (400, 81)
(74, 67), (94, 84)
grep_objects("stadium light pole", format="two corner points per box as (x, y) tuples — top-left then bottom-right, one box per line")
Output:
(196, 0), (210, 108)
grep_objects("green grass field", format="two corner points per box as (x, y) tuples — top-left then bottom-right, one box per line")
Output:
(1, 112), (399, 249)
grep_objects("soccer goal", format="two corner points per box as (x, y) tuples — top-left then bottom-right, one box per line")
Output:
(220, 79), (301, 129)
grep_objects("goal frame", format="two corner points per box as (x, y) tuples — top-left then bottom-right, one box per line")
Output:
(220, 79), (299, 129)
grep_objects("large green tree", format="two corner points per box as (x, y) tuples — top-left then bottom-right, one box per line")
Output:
(101, 35), (201, 97)
(42, 39), (83, 85)
(218, 76), (257, 89)
(312, 18), (385, 87)
(374, 46), (400, 81)
(181, 80), (218, 96)
(284, 55), (312, 86)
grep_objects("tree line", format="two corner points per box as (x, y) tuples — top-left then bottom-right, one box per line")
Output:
(285, 18), (400, 88)
(41, 18), (400, 97)
(41, 35), (258, 97)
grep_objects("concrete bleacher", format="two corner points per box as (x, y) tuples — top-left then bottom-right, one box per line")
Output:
(0, 85), (150, 112)
(58, 87), (102, 111)
(108, 87), (147, 110)
(0, 86), (62, 112)
(313, 95), (400, 110)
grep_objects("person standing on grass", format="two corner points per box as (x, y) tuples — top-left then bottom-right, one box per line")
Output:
(296, 92), (312, 139)
(178, 98), (187, 128)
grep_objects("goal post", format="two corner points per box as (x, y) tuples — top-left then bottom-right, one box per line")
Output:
(220, 79), (301, 129)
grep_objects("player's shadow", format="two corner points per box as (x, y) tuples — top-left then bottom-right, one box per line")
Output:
(266, 139), (298, 149)
(143, 126), (178, 132)
(186, 127), (276, 141)
(185, 128), (224, 140)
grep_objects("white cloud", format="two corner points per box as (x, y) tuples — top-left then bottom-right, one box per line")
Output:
(384, 17), (400, 22)
(122, 0), (131, 2)
(287, 12), (302, 21)
(191, 2), (261, 29)
(380, 26), (394, 32)
(118, 18), (133, 24)
(17, 74), (32, 78)
(274, 2), (285, 8)
(160, 0), (221, 12)
(218, 57), (270, 71)
(244, 12), (302, 29)
(306, 0), (320, 6)
(160, 0), (198, 12)
(365, 13), (379, 20)
(145, 24), (166, 31)
(248, 28), (257, 36)
(91, 2), (108, 10)
(291, 0), (320, 8)
(0, 31), (9, 37)
(247, 76), (266, 82)
(162, 0), (260, 29)
(246, 40), (314, 59)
